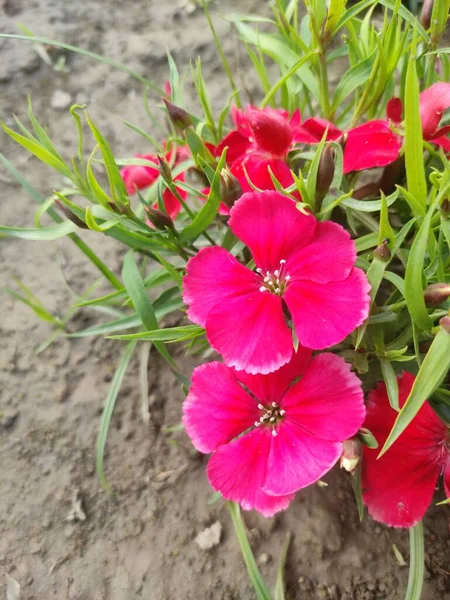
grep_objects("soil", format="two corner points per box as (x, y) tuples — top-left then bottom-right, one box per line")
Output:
(0, 1), (449, 599)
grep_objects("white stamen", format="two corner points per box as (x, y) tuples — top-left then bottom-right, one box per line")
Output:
(264, 276), (270, 282)
(272, 429), (278, 437)
(285, 275), (291, 281)
(257, 403), (264, 410)
(279, 409), (285, 416)
(266, 271), (271, 277)
(259, 286), (266, 292)
(274, 269), (279, 277)
(254, 421), (261, 427)
(256, 268), (262, 273)
(280, 259), (286, 264)
(271, 402), (277, 408)
(270, 417), (275, 423)
(275, 288), (281, 293)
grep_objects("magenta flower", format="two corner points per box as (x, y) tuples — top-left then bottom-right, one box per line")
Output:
(183, 190), (370, 374)
(183, 350), (366, 516)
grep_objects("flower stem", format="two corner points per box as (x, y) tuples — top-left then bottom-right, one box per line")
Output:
(228, 502), (273, 600)
(318, 51), (330, 119)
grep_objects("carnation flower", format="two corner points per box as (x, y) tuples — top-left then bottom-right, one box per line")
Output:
(183, 349), (366, 516)
(183, 190), (370, 374)
(120, 148), (188, 220)
(362, 372), (450, 528)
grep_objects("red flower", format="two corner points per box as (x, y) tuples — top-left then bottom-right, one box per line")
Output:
(213, 106), (339, 192)
(120, 148), (188, 220)
(343, 120), (403, 173)
(362, 372), (450, 528)
(183, 190), (370, 374)
(183, 350), (366, 516)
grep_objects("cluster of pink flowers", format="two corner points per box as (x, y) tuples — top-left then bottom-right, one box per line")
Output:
(121, 82), (450, 527)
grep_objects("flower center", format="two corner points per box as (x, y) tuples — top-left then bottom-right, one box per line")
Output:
(257, 259), (291, 296)
(254, 401), (285, 437)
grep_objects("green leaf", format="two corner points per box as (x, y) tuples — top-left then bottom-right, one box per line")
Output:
(228, 502), (273, 600)
(380, 326), (450, 456)
(378, 193), (395, 247)
(404, 522), (424, 600)
(260, 50), (316, 107)
(96, 341), (136, 490)
(274, 532), (291, 600)
(4, 285), (63, 328)
(2, 122), (72, 177)
(355, 257), (387, 348)
(404, 205), (434, 331)
(396, 186), (426, 219)
(0, 221), (78, 240)
(179, 149), (227, 243)
(109, 325), (204, 342)
(379, 358), (399, 410)
(324, 0), (347, 37)
(351, 466), (364, 521)
(185, 127), (215, 166)
(331, 52), (375, 111)
(404, 43), (427, 214)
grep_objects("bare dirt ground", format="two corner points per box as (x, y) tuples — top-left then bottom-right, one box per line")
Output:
(0, 1), (449, 599)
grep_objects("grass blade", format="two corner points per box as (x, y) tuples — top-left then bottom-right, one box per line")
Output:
(404, 522), (424, 600)
(96, 341), (137, 490)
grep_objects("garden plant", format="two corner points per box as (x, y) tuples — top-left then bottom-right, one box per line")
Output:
(1, 0), (450, 598)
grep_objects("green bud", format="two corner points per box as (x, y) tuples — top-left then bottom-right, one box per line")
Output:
(220, 168), (243, 208)
(55, 199), (88, 229)
(373, 239), (391, 262)
(144, 206), (175, 232)
(316, 144), (335, 198)
(157, 154), (173, 184)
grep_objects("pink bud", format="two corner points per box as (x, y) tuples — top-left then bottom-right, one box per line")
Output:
(144, 206), (175, 232)
(439, 315), (450, 334)
(316, 144), (335, 197)
(374, 239), (391, 262)
(246, 107), (293, 157)
(340, 438), (362, 473)
(424, 283), (450, 306)
(420, 0), (433, 30)
(157, 155), (173, 183)
(163, 99), (191, 132)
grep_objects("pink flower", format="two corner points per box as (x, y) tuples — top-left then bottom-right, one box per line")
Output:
(183, 190), (370, 374)
(183, 350), (366, 516)
(120, 148), (188, 220)
(362, 372), (450, 528)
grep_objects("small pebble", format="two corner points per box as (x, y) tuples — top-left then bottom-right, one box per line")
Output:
(194, 521), (222, 550)
(51, 90), (72, 110)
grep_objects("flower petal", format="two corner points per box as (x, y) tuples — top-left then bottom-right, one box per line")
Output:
(246, 106), (293, 157)
(386, 97), (403, 124)
(286, 220), (356, 284)
(183, 246), (258, 328)
(206, 289), (293, 374)
(292, 118), (342, 144)
(280, 353), (366, 440)
(231, 154), (296, 194)
(207, 428), (294, 516)
(216, 130), (252, 163)
(263, 420), (342, 495)
(362, 372), (447, 527)
(229, 190), (316, 273)
(233, 347), (312, 405)
(419, 82), (450, 139)
(343, 121), (402, 173)
(283, 268), (370, 349)
(182, 362), (259, 453)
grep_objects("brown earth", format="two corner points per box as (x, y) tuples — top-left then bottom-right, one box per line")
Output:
(0, 1), (449, 599)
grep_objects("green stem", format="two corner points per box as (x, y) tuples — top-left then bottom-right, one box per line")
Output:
(404, 522), (424, 600)
(201, 0), (242, 109)
(228, 502), (273, 600)
(318, 52), (330, 119)
(68, 231), (122, 289)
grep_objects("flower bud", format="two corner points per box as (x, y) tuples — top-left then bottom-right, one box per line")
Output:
(55, 199), (88, 229)
(144, 206), (175, 232)
(441, 198), (450, 220)
(220, 168), (243, 208)
(157, 154), (173, 184)
(316, 144), (335, 198)
(440, 315), (450, 334)
(420, 0), (433, 30)
(340, 438), (362, 473)
(374, 239), (391, 262)
(163, 98), (192, 132)
(424, 283), (450, 306)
